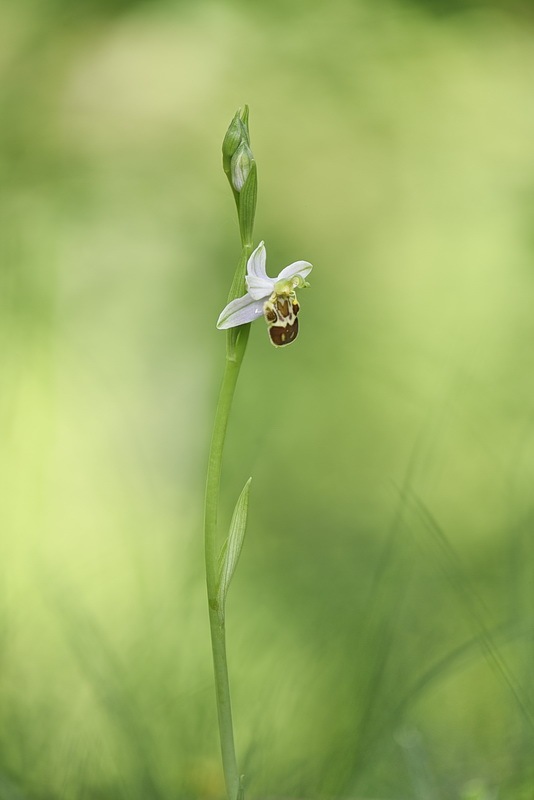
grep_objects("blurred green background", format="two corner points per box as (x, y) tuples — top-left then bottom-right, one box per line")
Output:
(1, 0), (534, 797)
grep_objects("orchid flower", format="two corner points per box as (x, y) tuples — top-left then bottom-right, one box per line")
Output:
(216, 241), (312, 347)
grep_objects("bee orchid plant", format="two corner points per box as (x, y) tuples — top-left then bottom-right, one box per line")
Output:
(203, 107), (312, 800)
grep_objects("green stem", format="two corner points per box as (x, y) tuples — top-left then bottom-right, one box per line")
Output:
(208, 607), (239, 800)
(204, 316), (250, 800)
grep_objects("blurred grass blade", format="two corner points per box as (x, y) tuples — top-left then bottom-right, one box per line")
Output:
(217, 477), (252, 614)
(397, 728), (441, 800)
(410, 492), (534, 732)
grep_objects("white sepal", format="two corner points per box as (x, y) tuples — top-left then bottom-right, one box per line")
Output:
(277, 260), (313, 282)
(217, 294), (265, 329)
(246, 241), (268, 279)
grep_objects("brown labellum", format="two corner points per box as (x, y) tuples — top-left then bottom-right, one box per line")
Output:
(268, 319), (299, 346)
(263, 291), (301, 347)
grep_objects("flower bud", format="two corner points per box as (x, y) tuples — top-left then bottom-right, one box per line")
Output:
(222, 109), (249, 176)
(221, 106), (257, 245)
(230, 141), (254, 192)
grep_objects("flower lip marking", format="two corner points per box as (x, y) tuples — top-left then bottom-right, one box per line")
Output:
(216, 242), (312, 347)
(263, 290), (300, 348)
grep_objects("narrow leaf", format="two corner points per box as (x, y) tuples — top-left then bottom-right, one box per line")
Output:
(217, 477), (252, 612)
(238, 161), (257, 247)
(240, 104), (250, 136)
